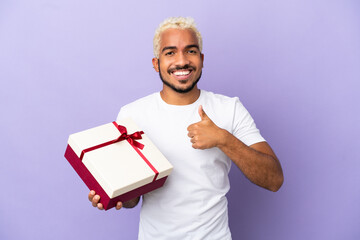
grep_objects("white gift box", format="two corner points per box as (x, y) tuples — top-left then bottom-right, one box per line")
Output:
(64, 118), (173, 210)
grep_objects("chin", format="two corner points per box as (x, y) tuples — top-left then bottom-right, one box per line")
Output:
(159, 71), (202, 94)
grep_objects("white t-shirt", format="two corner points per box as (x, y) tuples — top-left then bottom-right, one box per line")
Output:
(117, 90), (265, 240)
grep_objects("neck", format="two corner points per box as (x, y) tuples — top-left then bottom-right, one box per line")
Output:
(160, 85), (200, 105)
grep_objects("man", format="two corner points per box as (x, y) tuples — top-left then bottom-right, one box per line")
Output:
(89, 17), (283, 239)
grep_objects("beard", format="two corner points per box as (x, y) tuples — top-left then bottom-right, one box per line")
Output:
(158, 60), (202, 94)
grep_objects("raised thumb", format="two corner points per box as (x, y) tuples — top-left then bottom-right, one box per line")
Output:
(198, 105), (209, 120)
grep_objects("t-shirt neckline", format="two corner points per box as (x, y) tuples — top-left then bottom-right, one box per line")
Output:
(156, 90), (204, 110)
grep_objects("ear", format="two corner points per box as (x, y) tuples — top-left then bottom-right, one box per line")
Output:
(152, 58), (159, 72)
(200, 53), (204, 68)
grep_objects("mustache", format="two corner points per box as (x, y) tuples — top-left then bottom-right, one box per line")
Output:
(168, 64), (195, 74)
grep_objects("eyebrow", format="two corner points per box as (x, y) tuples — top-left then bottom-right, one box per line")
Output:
(161, 46), (177, 53)
(161, 44), (200, 53)
(186, 44), (200, 50)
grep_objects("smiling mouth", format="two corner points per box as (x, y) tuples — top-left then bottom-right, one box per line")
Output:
(170, 69), (193, 80)
(172, 70), (191, 76)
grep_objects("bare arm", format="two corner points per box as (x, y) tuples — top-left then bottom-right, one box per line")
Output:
(217, 133), (283, 191)
(187, 106), (284, 192)
(122, 196), (141, 208)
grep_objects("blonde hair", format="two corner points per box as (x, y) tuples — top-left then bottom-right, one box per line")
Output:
(153, 17), (203, 58)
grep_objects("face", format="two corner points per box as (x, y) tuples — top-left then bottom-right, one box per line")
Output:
(152, 28), (204, 94)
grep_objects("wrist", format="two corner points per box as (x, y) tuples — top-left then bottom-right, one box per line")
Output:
(123, 197), (140, 208)
(216, 128), (230, 148)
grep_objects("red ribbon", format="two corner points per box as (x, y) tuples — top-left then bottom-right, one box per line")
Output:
(80, 121), (159, 182)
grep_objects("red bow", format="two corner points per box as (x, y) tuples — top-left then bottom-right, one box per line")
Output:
(80, 121), (144, 160)
(112, 122), (144, 150)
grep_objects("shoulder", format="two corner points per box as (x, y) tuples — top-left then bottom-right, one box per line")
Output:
(202, 90), (242, 103)
(200, 89), (253, 131)
(201, 90), (244, 112)
(117, 92), (158, 120)
(122, 93), (158, 111)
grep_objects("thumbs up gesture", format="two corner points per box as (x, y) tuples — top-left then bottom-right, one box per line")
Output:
(187, 105), (226, 149)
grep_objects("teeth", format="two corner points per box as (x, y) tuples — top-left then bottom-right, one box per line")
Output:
(173, 71), (190, 76)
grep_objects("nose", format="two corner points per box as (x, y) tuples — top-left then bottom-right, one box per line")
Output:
(175, 52), (190, 67)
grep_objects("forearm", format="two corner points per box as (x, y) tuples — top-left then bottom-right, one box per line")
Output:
(217, 130), (284, 192)
(122, 196), (141, 208)
(187, 106), (283, 191)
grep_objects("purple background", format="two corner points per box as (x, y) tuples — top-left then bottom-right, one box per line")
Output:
(1, 0), (359, 239)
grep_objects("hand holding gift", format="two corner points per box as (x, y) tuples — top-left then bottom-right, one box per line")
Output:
(88, 190), (140, 210)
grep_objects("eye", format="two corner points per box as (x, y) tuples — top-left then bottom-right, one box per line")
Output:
(165, 51), (174, 56)
(188, 49), (197, 54)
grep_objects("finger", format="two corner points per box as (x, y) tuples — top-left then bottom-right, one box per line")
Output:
(97, 203), (104, 210)
(88, 190), (95, 202)
(187, 123), (195, 131)
(198, 105), (209, 120)
(190, 137), (196, 144)
(92, 195), (100, 207)
(187, 131), (194, 138)
(192, 142), (205, 150)
(188, 122), (200, 133)
(115, 202), (123, 210)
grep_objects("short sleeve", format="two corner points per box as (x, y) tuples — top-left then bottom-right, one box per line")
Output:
(116, 106), (131, 121)
(116, 108), (124, 121)
(232, 98), (266, 146)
